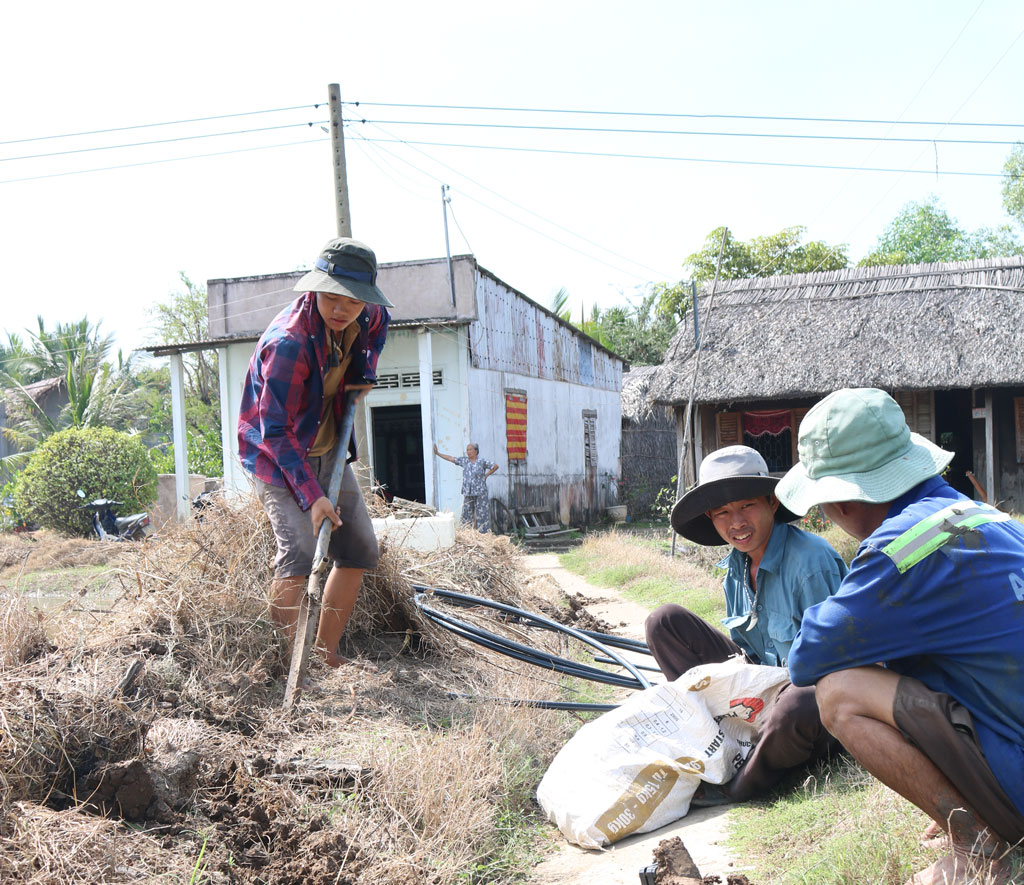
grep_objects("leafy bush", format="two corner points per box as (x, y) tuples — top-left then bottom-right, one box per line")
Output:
(14, 427), (157, 536)
(150, 424), (223, 477)
(0, 477), (32, 532)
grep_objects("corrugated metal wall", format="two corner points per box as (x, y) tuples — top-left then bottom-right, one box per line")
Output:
(471, 274), (620, 391)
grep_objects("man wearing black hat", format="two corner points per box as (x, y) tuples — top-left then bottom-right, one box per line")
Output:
(645, 445), (847, 803)
(238, 237), (393, 669)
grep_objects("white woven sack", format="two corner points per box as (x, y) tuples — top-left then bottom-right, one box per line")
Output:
(537, 656), (790, 848)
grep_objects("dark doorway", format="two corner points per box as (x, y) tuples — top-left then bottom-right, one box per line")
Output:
(934, 389), (974, 498)
(371, 405), (425, 503)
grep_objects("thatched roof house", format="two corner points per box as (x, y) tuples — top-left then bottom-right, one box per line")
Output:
(648, 257), (1024, 511)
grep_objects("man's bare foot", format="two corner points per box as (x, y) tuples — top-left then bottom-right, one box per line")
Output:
(316, 646), (378, 671)
(920, 820), (948, 850)
(905, 847), (1011, 885)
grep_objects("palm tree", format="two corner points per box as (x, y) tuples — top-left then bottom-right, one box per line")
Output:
(0, 318), (131, 476)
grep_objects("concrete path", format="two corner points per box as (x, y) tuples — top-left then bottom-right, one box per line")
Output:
(525, 553), (744, 884)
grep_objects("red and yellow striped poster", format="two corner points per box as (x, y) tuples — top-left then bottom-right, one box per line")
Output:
(505, 393), (527, 460)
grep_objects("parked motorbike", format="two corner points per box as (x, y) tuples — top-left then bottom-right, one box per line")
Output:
(76, 490), (152, 541)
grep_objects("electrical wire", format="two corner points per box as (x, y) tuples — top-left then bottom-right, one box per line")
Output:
(350, 127), (679, 281)
(353, 117), (1024, 147)
(355, 135), (1006, 178)
(345, 100), (1024, 130)
(354, 121), (674, 280)
(0, 102), (323, 147)
(2, 120), (328, 163)
(0, 136), (326, 186)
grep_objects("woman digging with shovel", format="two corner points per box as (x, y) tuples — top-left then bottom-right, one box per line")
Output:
(237, 237), (391, 672)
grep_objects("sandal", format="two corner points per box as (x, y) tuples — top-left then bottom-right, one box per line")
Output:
(689, 782), (732, 808)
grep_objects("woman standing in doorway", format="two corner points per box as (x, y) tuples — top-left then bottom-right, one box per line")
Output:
(433, 442), (499, 532)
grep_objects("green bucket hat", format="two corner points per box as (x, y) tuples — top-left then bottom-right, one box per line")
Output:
(775, 388), (954, 516)
(294, 237), (394, 308)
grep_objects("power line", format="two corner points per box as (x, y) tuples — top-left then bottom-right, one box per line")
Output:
(2, 120), (328, 163)
(346, 100), (1024, 131)
(351, 130), (671, 282)
(352, 117), (1024, 147)
(0, 102), (323, 147)
(354, 135), (1006, 178)
(356, 121), (676, 279)
(0, 136), (326, 185)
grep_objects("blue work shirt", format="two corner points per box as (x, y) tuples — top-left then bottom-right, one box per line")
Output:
(789, 475), (1024, 815)
(719, 521), (848, 667)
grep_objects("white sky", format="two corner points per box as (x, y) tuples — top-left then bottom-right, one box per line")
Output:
(3, 1), (1024, 358)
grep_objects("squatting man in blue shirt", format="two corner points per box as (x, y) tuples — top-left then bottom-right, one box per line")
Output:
(776, 388), (1024, 885)
(645, 444), (848, 805)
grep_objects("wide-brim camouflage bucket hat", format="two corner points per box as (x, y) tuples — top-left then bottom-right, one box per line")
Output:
(294, 237), (394, 308)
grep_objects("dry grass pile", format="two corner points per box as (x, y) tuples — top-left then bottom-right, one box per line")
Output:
(0, 592), (50, 669)
(0, 493), (585, 884)
(0, 802), (199, 884)
(0, 531), (124, 575)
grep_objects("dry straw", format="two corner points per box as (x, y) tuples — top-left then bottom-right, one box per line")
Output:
(0, 491), (584, 884)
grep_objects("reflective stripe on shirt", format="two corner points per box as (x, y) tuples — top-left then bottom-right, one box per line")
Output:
(881, 502), (1012, 574)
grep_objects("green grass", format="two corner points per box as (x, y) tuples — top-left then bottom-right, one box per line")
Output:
(560, 535), (726, 624)
(0, 564), (118, 601)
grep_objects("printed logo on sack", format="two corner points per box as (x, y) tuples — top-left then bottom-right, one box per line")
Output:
(673, 756), (706, 774)
(687, 676), (712, 691)
(594, 762), (679, 843)
(727, 697), (765, 723)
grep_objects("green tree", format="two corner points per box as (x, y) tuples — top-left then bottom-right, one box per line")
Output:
(858, 196), (1024, 266)
(0, 319), (138, 476)
(148, 273), (218, 405)
(1002, 142), (1024, 227)
(15, 316), (114, 384)
(0, 333), (33, 384)
(548, 286), (572, 323)
(656, 226), (849, 322)
(145, 273), (223, 476)
(14, 426), (157, 536)
(582, 291), (678, 365)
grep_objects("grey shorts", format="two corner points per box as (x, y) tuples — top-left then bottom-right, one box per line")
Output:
(256, 458), (379, 577)
(893, 675), (1024, 844)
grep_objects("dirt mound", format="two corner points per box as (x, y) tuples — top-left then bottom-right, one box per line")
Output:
(0, 530), (125, 573)
(0, 495), (604, 883)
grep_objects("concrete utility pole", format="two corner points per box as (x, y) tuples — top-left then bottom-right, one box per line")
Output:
(327, 83), (369, 485)
(328, 83), (352, 238)
(441, 185), (457, 309)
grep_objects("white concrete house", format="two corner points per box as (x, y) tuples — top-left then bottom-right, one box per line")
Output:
(152, 255), (625, 528)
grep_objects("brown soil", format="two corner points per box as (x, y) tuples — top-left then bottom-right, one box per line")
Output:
(651, 839), (753, 885)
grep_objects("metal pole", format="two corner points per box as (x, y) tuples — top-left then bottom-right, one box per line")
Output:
(672, 229), (728, 556)
(442, 184), (456, 309)
(168, 352), (190, 521)
(691, 280), (700, 349)
(328, 83), (352, 237)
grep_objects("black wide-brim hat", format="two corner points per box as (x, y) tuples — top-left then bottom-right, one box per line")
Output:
(294, 237), (394, 308)
(671, 446), (799, 546)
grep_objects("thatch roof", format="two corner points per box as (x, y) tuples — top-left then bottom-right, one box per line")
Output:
(648, 257), (1024, 407)
(621, 366), (664, 422)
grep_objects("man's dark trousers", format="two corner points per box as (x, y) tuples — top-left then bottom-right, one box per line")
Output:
(645, 604), (839, 800)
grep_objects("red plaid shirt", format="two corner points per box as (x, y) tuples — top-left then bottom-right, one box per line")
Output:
(237, 292), (389, 511)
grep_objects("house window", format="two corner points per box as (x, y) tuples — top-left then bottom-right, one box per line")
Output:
(893, 390), (935, 441)
(583, 410), (597, 468)
(715, 408), (808, 473)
